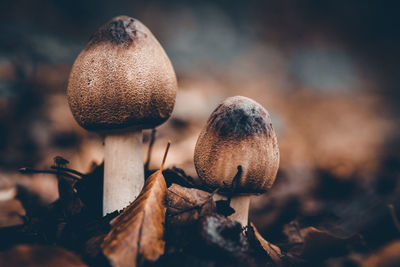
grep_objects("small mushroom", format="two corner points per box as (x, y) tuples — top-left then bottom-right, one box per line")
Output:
(194, 96), (279, 226)
(67, 16), (178, 215)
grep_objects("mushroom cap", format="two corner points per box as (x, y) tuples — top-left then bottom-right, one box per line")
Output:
(194, 96), (280, 194)
(67, 16), (178, 131)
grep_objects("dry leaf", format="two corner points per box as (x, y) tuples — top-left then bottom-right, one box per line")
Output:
(0, 245), (87, 267)
(249, 222), (282, 265)
(283, 222), (361, 261)
(102, 169), (166, 266)
(0, 199), (26, 228)
(101, 142), (170, 267)
(363, 240), (400, 267)
(166, 183), (215, 226)
(300, 226), (361, 259)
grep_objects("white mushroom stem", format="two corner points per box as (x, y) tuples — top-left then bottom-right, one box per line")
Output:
(214, 194), (251, 227)
(103, 130), (144, 215)
(229, 195), (251, 226)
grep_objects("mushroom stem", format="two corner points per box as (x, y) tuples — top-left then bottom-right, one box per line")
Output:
(214, 193), (251, 226)
(228, 195), (251, 227)
(103, 130), (144, 215)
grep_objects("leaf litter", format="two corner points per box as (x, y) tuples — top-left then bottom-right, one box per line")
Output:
(1, 136), (400, 266)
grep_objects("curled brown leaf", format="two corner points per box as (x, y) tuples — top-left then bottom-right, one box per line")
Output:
(166, 183), (215, 226)
(248, 222), (282, 266)
(102, 169), (167, 267)
(102, 142), (171, 267)
(283, 221), (362, 262)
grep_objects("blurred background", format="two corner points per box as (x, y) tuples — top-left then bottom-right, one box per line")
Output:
(1, 0), (400, 263)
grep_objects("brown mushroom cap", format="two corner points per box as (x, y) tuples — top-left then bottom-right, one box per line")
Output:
(67, 16), (178, 131)
(194, 96), (280, 194)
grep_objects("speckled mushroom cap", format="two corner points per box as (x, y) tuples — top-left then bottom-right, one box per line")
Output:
(67, 16), (178, 131)
(194, 96), (280, 194)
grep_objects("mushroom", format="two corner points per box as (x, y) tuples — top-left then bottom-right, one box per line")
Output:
(194, 96), (279, 226)
(67, 16), (178, 215)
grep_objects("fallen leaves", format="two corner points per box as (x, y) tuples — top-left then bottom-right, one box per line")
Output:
(283, 221), (362, 262)
(0, 199), (26, 228)
(0, 245), (87, 267)
(248, 222), (282, 265)
(165, 179), (285, 266)
(363, 240), (400, 267)
(101, 142), (170, 267)
(166, 183), (215, 226)
(7, 142), (394, 266)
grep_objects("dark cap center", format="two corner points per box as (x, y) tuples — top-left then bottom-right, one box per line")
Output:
(88, 16), (139, 47)
(208, 100), (272, 137)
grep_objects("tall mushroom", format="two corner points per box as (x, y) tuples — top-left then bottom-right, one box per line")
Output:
(194, 96), (279, 226)
(67, 16), (178, 215)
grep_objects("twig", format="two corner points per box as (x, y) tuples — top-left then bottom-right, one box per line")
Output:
(209, 188), (220, 198)
(144, 129), (156, 172)
(160, 141), (171, 171)
(50, 166), (85, 177)
(388, 204), (400, 233)
(19, 168), (81, 180)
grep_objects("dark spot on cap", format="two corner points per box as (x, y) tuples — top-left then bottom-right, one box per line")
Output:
(207, 98), (272, 137)
(87, 16), (138, 47)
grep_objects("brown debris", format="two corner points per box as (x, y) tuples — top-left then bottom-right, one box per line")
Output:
(199, 214), (248, 253)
